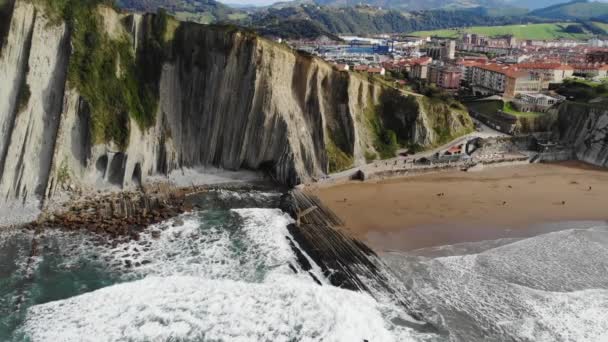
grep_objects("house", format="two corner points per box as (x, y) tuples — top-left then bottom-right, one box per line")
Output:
(513, 93), (565, 112)
(367, 67), (386, 76)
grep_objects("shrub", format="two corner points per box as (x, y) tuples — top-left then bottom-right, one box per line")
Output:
(17, 81), (31, 113)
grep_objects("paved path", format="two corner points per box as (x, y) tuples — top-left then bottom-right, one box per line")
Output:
(318, 119), (509, 184)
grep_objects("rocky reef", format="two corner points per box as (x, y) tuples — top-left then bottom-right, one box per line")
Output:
(555, 101), (608, 167)
(0, 0), (472, 213)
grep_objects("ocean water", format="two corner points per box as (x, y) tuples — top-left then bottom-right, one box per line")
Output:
(384, 225), (608, 342)
(1, 190), (607, 341)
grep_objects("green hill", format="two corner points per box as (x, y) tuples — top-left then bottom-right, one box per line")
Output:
(248, 5), (548, 36)
(530, 0), (608, 20)
(411, 22), (594, 40)
(117, 0), (245, 23)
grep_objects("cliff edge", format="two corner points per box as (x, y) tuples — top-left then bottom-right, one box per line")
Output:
(0, 0), (473, 215)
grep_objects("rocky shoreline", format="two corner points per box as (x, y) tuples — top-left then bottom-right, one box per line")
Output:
(18, 181), (279, 240)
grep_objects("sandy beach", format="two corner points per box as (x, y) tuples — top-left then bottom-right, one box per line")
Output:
(311, 162), (608, 252)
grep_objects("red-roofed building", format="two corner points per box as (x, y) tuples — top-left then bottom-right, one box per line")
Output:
(471, 64), (541, 98)
(456, 59), (486, 85)
(516, 63), (574, 87)
(428, 64), (462, 91)
(571, 63), (608, 78)
(410, 57), (432, 80)
(353, 65), (368, 72)
(367, 67), (386, 76)
(586, 50), (608, 64)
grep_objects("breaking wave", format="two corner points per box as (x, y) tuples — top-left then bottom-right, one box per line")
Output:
(3, 189), (608, 341)
(384, 225), (608, 341)
(4, 194), (421, 341)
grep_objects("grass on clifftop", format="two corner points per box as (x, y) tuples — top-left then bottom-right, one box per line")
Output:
(502, 101), (545, 117)
(411, 23), (593, 40)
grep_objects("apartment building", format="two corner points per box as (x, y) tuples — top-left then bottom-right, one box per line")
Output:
(516, 63), (574, 88)
(471, 64), (540, 98)
(428, 63), (462, 90)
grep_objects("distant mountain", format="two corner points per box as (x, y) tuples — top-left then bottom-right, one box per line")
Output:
(117, 0), (244, 22)
(529, 0), (608, 20)
(310, 0), (506, 11)
(282, 0), (586, 11)
(503, 0), (576, 10)
(248, 5), (546, 36)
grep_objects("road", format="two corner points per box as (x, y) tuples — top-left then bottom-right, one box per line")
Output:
(320, 119), (508, 183)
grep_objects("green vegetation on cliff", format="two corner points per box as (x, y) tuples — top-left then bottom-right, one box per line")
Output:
(36, 0), (172, 149)
(420, 97), (473, 146)
(326, 137), (354, 173)
(16, 81), (31, 113)
(556, 78), (608, 102)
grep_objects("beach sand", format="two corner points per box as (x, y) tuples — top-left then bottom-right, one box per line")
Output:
(310, 162), (608, 252)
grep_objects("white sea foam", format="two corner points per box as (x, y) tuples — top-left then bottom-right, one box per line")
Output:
(93, 208), (318, 284)
(22, 275), (402, 342)
(384, 225), (608, 341)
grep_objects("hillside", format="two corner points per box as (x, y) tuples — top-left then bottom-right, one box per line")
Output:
(411, 22), (595, 39)
(530, 0), (608, 20)
(248, 5), (547, 35)
(311, 0), (506, 11)
(117, 0), (246, 23)
(310, 0), (580, 11)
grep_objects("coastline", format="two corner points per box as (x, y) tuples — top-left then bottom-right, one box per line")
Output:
(311, 162), (608, 251)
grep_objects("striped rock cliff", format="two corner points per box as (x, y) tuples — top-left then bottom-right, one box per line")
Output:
(556, 101), (608, 167)
(0, 1), (473, 215)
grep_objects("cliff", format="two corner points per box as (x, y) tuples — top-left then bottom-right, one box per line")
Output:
(555, 101), (608, 167)
(0, 0), (472, 212)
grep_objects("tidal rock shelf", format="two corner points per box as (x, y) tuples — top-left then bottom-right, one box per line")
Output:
(23, 182), (276, 239)
(279, 190), (430, 325)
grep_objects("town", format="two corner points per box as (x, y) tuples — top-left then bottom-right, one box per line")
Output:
(286, 32), (608, 134)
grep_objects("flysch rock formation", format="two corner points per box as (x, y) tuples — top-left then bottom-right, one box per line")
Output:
(556, 101), (608, 167)
(0, 0), (473, 220)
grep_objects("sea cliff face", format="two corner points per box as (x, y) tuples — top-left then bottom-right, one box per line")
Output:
(0, 1), (472, 209)
(556, 101), (608, 167)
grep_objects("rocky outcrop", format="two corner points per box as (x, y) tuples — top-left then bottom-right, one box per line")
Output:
(0, 1), (473, 213)
(555, 101), (608, 167)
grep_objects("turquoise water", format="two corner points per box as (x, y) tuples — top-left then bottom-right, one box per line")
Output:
(1, 189), (608, 341)
(0, 190), (417, 341)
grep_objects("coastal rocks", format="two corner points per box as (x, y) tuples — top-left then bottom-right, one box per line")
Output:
(556, 102), (608, 168)
(27, 187), (198, 238)
(279, 190), (422, 311)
